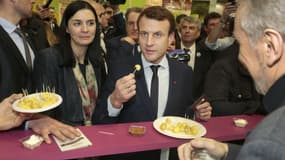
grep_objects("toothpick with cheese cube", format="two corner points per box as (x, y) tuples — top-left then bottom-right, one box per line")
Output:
(132, 64), (141, 74)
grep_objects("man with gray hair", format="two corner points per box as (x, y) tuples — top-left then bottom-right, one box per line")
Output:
(178, 0), (285, 159)
(176, 16), (214, 100)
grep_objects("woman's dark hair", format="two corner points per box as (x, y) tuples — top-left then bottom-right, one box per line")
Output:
(58, 0), (102, 67)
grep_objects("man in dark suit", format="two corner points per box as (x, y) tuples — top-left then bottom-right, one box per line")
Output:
(0, 0), (79, 143)
(93, 6), (212, 160)
(0, 2), (36, 101)
(105, 7), (143, 62)
(178, 0), (285, 159)
(175, 16), (214, 100)
(103, 4), (126, 40)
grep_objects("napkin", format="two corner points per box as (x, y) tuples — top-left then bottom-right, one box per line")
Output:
(53, 129), (92, 152)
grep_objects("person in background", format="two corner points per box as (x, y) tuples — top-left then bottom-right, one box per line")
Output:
(203, 41), (265, 116)
(205, 2), (237, 51)
(106, 7), (143, 61)
(0, 0), (79, 143)
(199, 12), (221, 40)
(102, 4), (126, 40)
(178, 0), (285, 159)
(36, 5), (59, 31)
(105, 5), (114, 17)
(175, 16), (214, 100)
(93, 6), (212, 160)
(173, 14), (187, 49)
(202, 1), (265, 117)
(85, 0), (109, 74)
(176, 16), (201, 52)
(33, 0), (106, 126)
(20, 12), (51, 51)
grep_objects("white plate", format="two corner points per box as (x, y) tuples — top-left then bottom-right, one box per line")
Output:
(12, 93), (62, 113)
(153, 116), (207, 139)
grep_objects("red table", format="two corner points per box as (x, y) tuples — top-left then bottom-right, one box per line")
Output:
(0, 114), (264, 160)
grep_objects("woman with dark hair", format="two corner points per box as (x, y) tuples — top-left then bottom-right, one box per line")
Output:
(32, 0), (106, 126)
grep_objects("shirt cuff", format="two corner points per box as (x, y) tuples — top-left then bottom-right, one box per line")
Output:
(107, 96), (123, 117)
(24, 120), (30, 130)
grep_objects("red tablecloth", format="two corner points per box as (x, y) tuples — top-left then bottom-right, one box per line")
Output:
(0, 114), (264, 160)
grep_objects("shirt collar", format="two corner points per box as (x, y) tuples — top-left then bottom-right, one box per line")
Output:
(141, 54), (169, 70)
(181, 42), (196, 54)
(263, 74), (285, 113)
(0, 17), (18, 34)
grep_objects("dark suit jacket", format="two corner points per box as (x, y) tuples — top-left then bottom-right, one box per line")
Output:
(226, 75), (285, 160)
(104, 12), (126, 40)
(105, 35), (138, 63)
(176, 40), (214, 100)
(0, 25), (34, 101)
(93, 54), (194, 124)
(32, 47), (105, 126)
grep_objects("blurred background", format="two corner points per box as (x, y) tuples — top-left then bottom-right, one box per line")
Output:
(33, 0), (228, 25)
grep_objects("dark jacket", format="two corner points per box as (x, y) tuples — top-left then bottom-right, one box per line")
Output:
(176, 40), (214, 100)
(103, 12), (126, 40)
(32, 46), (106, 126)
(204, 42), (264, 116)
(105, 35), (136, 62)
(227, 75), (285, 160)
(21, 13), (50, 51)
(0, 25), (35, 100)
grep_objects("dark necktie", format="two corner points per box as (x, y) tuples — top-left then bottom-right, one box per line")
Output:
(14, 28), (32, 70)
(183, 48), (190, 54)
(150, 65), (160, 117)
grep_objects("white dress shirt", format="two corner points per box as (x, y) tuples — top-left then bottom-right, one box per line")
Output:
(181, 42), (196, 70)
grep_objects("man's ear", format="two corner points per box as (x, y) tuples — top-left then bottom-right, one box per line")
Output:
(264, 29), (283, 67)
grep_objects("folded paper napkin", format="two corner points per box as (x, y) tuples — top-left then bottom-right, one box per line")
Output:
(53, 128), (92, 152)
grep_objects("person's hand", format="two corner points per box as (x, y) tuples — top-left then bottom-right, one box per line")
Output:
(110, 73), (136, 108)
(0, 94), (28, 130)
(194, 101), (212, 121)
(222, 2), (237, 20)
(28, 115), (80, 144)
(178, 137), (228, 160)
(36, 5), (55, 21)
(121, 36), (136, 45)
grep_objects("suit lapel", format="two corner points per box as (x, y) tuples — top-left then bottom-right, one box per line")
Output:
(134, 56), (155, 118)
(0, 25), (29, 73)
